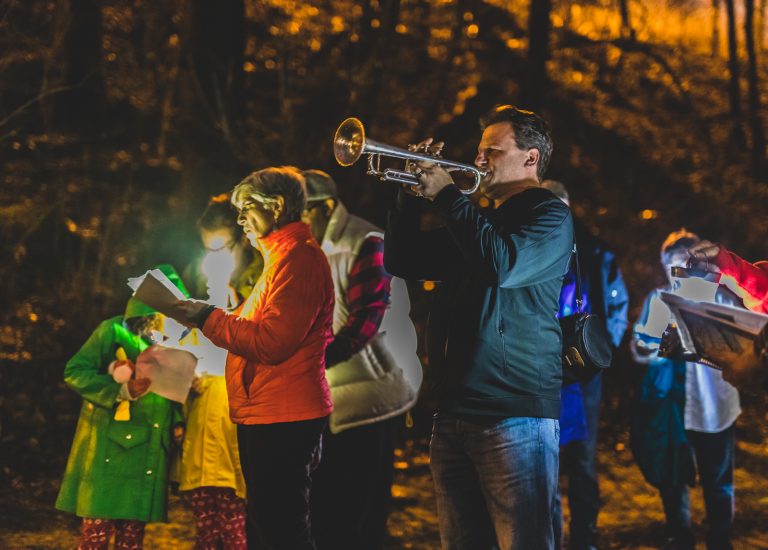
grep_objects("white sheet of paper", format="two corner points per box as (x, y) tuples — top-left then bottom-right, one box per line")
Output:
(135, 345), (197, 403)
(156, 328), (228, 378)
(127, 269), (187, 319)
(191, 333), (229, 377)
(660, 292), (768, 372)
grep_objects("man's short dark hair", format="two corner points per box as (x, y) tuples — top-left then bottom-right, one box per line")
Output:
(479, 105), (553, 180)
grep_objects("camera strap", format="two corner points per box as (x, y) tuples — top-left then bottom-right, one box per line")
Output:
(571, 240), (584, 315)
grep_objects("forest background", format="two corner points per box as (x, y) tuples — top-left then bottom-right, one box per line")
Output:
(1, 0), (767, 546)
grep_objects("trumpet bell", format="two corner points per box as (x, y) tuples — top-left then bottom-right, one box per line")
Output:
(334, 118), (366, 167)
(333, 117), (486, 194)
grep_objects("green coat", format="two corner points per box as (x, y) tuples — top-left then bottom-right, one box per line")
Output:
(55, 317), (182, 522)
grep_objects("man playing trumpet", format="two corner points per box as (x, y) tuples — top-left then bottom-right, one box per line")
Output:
(385, 105), (573, 550)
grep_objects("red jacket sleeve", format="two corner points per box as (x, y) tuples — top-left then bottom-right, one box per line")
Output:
(716, 247), (768, 313)
(202, 249), (332, 365)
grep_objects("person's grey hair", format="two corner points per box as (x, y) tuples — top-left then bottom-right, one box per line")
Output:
(479, 104), (553, 181)
(541, 179), (569, 202)
(231, 166), (307, 224)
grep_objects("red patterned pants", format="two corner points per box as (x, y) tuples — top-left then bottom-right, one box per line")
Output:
(79, 518), (145, 550)
(186, 486), (247, 550)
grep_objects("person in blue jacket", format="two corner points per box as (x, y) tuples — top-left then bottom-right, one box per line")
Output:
(631, 230), (740, 550)
(543, 180), (629, 550)
(385, 105), (573, 549)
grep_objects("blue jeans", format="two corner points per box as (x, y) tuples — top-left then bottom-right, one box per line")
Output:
(660, 424), (735, 550)
(430, 414), (560, 550)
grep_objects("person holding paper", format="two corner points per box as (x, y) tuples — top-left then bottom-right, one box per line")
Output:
(684, 241), (768, 390)
(178, 195), (252, 550)
(183, 192), (264, 308)
(687, 240), (768, 314)
(55, 264), (190, 549)
(631, 230), (740, 550)
(173, 167), (334, 550)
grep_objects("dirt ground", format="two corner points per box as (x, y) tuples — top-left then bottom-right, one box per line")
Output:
(1, 426), (766, 549)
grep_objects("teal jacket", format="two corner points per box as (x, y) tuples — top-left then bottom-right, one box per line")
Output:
(630, 291), (691, 489)
(386, 186), (573, 419)
(55, 317), (182, 522)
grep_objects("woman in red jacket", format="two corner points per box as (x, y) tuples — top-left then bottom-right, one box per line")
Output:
(688, 240), (768, 313)
(174, 166), (334, 550)
(688, 241), (768, 389)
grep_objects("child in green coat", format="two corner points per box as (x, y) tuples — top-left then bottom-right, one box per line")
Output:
(56, 265), (190, 549)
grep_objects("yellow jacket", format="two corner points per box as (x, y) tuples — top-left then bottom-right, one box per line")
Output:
(178, 375), (246, 498)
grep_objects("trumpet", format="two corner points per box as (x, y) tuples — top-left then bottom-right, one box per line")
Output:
(333, 117), (487, 195)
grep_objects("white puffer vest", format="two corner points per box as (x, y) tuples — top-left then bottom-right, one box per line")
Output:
(320, 203), (423, 434)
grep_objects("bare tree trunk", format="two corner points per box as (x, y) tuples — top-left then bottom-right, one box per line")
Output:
(188, 0), (245, 145)
(523, 0), (552, 110)
(349, 0), (402, 129)
(745, 0), (766, 178)
(418, 0), (469, 138)
(176, 0), (246, 209)
(618, 0), (636, 41)
(725, 0), (745, 147)
(759, 0), (767, 52)
(277, 51), (293, 163)
(40, 1), (69, 130)
(55, 0), (104, 137)
(712, 0), (721, 57)
(353, 0), (376, 68)
(157, 62), (180, 159)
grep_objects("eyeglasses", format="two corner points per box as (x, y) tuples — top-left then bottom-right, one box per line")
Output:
(237, 202), (258, 216)
(304, 201), (327, 214)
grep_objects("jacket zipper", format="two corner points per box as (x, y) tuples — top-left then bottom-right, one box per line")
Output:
(499, 318), (507, 367)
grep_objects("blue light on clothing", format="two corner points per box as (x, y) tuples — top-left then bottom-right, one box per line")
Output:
(560, 382), (588, 446)
(559, 268), (591, 446)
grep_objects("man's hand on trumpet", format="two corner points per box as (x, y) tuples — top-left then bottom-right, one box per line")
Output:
(406, 138), (453, 201)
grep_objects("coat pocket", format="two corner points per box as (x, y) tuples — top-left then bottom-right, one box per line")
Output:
(104, 423), (152, 479)
(107, 423), (150, 450)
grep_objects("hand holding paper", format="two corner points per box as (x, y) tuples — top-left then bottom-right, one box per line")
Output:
(172, 299), (213, 328)
(127, 378), (152, 399)
(127, 268), (210, 327)
(660, 292), (768, 375)
(135, 345), (198, 403)
(128, 269), (186, 318)
(687, 240), (723, 270)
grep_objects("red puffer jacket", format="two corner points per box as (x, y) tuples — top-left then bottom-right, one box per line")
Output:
(203, 222), (334, 424)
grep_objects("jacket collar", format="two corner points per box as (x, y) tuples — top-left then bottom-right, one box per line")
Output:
(259, 221), (312, 259)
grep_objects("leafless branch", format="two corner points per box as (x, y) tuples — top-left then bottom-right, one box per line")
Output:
(0, 75), (88, 135)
